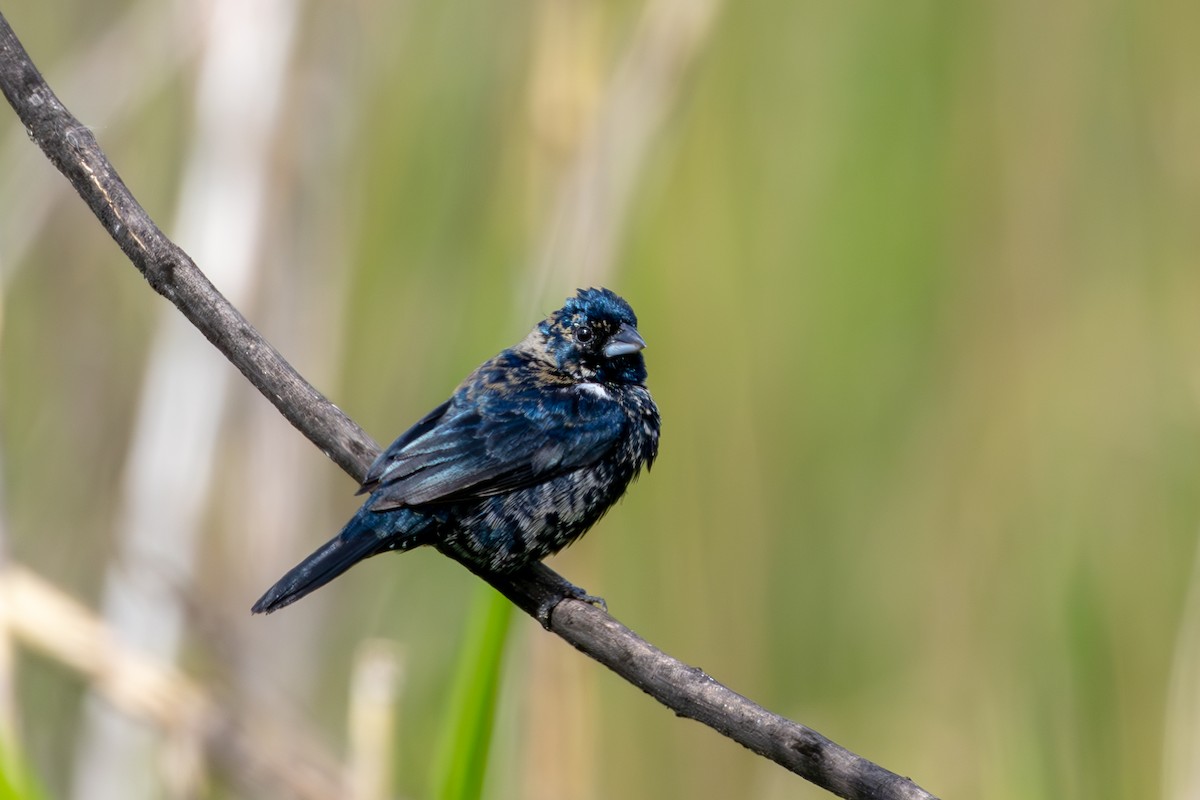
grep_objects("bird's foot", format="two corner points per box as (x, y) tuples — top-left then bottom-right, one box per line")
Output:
(534, 581), (608, 628)
(565, 582), (608, 613)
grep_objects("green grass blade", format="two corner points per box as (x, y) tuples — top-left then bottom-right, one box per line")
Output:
(430, 584), (514, 800)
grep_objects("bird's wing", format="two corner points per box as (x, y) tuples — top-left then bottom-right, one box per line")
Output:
(360, 386), (625, 510)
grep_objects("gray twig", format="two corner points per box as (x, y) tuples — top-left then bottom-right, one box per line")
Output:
(0, 13), (938, 800)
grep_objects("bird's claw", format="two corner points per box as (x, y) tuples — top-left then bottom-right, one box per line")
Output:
(534, 582), (608, 628)
(568, 588), (608, 613)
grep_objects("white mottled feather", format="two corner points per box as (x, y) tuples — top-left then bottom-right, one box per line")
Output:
(578, 382), (612, 400)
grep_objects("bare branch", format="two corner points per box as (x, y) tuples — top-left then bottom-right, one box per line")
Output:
(0, 13), (938, 800)
(0, 13), (378, 480)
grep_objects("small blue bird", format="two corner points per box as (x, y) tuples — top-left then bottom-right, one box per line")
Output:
(253, 288), (660, 614)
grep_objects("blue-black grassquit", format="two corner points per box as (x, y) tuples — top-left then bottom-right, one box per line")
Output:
(253, 287), (660, 614)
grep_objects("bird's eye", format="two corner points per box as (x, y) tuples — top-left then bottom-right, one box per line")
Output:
(575, 325), (594, 344)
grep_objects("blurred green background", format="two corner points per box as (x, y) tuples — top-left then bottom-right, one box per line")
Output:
(2, 0), (1199, 798)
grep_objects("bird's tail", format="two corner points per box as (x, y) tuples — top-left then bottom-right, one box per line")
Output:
(252, 507), (419, 614)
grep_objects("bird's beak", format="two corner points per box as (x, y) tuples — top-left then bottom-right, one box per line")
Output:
(604, 323), (647, 358)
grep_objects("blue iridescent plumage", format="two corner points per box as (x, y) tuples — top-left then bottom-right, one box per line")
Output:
(252, 288), (660, 614)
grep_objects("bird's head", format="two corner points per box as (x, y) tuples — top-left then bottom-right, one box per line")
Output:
(534, 287), (649, 385)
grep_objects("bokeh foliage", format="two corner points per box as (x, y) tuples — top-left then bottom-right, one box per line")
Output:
(2, 1), (1199, 798)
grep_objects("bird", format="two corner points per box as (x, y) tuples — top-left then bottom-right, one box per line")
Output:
(252, 287), (660, 616)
